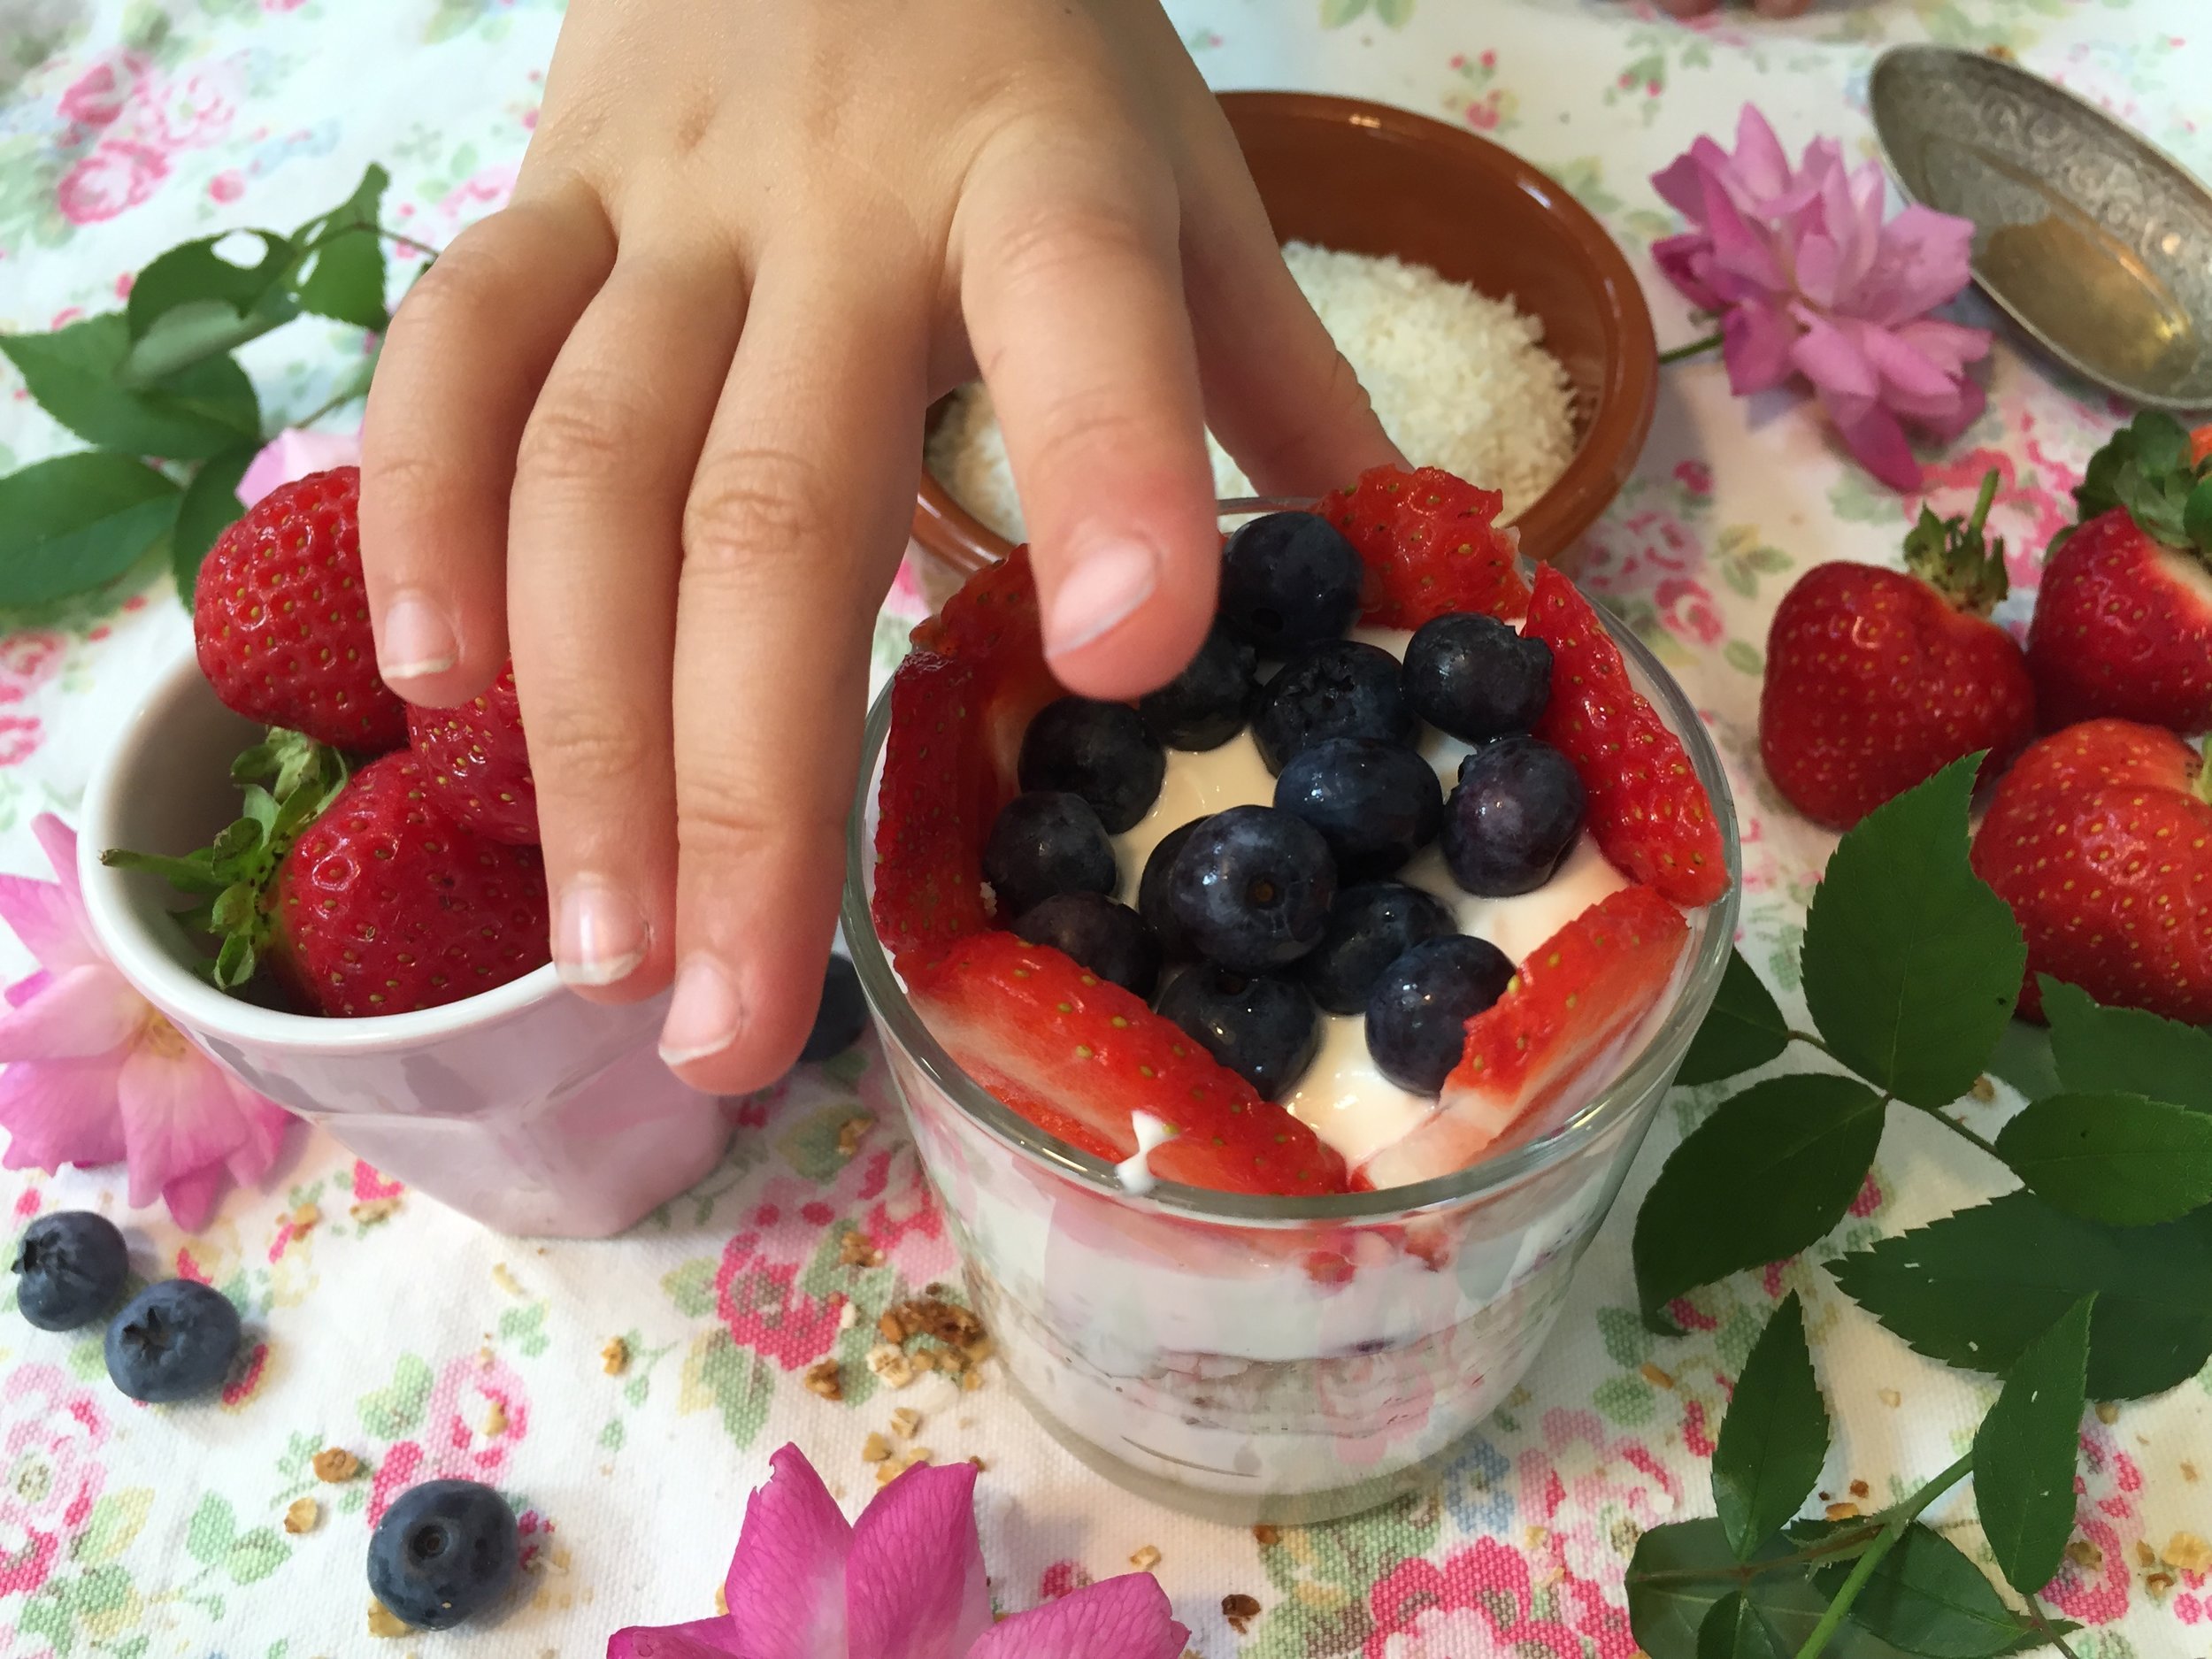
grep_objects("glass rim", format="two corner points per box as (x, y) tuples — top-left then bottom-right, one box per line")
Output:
(841, 546), (1743, 1228)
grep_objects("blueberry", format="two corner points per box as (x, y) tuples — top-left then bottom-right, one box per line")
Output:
(12, 1212), (127, 1332)
(1138, 628), (1257, 751)
(1273, 737), (1444, 879)
(1137, 818), (1206, 961)
(368, 1479), (521, 1632)
(1012, 892), (1162, 998)
(1365, 935), (1517, 1094)
(1156, 965), (1320, 1099)
(1217, 511), (1363, 654)
(983, 792), (1118, 918)
(104, 1280), (242, 1402)
(1441, 735), (1586, 897)
(800, 955), (867, 1063)
(1018, 697), (1165, 833)
(1300, 883), (1458, 1016)
(1166, 806), (1336, 972)
(1402, 613), (1553, 742)
(1251, 641), (1416, 772)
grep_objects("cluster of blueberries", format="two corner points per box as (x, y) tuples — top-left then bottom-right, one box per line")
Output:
(12, 1210), (518, 1632)
(984, 511), (1590, 1102)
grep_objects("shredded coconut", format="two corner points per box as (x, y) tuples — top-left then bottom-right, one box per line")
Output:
(927, 242), (1578, 540)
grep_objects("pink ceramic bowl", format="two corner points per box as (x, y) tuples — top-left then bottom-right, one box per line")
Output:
(77, 650), (729, 1239)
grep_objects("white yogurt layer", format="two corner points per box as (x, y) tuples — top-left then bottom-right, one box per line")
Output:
(1112, 627), (1627, 1173)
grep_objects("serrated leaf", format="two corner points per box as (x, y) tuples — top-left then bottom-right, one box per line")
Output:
(1994, 1093), (2212, 1225)
(0, 453), (180, 607)
(2130, 410), (2187, 477)
(173, 445), (255, 600)
(1628, 1520), (1916, 1659)
(2042, 977), (2212, 1114)
(290, 164), (390, 330)
(1634, 1075), (1886, 1331)
(1801, 759), (2024, 1108)
(2, 315), (259, 458)
(1828, 1193), (2212, 1398)
(1715, 1293), (1830, 1559)
(1985, 1021), (2062, 1105)
(1678, 948), (1793, 1087)
(1974, 1296), (2092, 1600)
(1699, 1592), (1788, 1659)
(125, 231), (296, 342)
(2187, 476), (2212, 553)
(1809, 1524), (2055, 1658)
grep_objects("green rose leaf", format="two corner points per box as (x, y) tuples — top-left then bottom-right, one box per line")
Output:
(1635, 1074), (1885, 1333)
(1809, 1524), (2060, 1657)
(126, 231), (297, 342)
(289, 164), (391, 331)
(1628, 1520), (1898, 1659)
(1677, 948), (1792, 1087)
(2042, 977), (2212, 1114)
(1993, 1093), (2212, 1225)
(1985, 1022), (2062, 1106)
(1801, 759), (2024, 1108)
(173, 444), (257, 600)
(1828, 1192), (2212, 1399)
(1713, 1292), (1829, 1560)
(3, 316), (260, 459)
(0, 453), (180, 607)
(1697, 1592), (1787, 1659)
(1974, 1296), (2093, 1601)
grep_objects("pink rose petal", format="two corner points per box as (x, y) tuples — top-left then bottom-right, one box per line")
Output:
(845, 1462), (995, 1659)
(0, 964), (147, 1061)
(606, 1619), (746, 1659)
(969, 1575), (1191, 1659)
(236, 428), (362, 510)
(723, 1444), (852, 1659)
(0, 1053), (127, 1171)
(1722, 300), (1798, 395)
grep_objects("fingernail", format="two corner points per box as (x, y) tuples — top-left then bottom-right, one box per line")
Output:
(1043, 539), (1159, 658)
(379, 593), (459, 683)
(555, 879), (650, 987)
(659, 955), (742, 1068)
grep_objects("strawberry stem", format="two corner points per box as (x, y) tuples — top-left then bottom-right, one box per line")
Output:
(1902, 467), (2008, 616)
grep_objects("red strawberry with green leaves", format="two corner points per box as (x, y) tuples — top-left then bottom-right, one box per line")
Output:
(1759, 469), (2034, 830)
(193, 466), (409, 753)
(907, 932), (1348, 1196)
(2027, 411), (2212, 735)
(1520, 566), (1728, 904)
(1359, 886), (1688, 1190)
(1969, 718), (2212, 1025)
(407, 662), (538, 844)
(108, 735), (549, 1017)
(1322, 465), (1531, 627)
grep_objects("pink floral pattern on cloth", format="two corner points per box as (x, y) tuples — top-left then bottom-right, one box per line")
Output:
(0, 0), (2206, 1654)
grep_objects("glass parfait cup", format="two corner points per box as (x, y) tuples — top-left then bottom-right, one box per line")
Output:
(843, 588), (1740, 1524)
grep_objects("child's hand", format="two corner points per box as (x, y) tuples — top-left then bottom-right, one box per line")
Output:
(359, 0), (1395, 1092)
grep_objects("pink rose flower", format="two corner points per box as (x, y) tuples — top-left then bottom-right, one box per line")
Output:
(0, 816), (293, 1230)
(237, 427), (362, 509)
(55, 141), (168, 226)
(0, 1363), (110, 1597)
(608, 1444), (1189, 1658)
(1651, 105), (1991, 492)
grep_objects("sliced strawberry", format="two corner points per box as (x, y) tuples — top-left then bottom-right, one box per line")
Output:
(1321, 465), (1531, 628)
(908, 546), (1060, 826)
(1523, 565), (1727, 904)
(872, 651), (991, 972)
(1358, 887), (1688, 1189)
(909, 932), (1349, 1197)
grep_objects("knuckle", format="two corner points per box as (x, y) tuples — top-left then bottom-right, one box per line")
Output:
(987, 197), (1164, 297)
(388, 233), (509, 342)
(515, 389), (637, 485)
(680, 447), (830, 579)
(526, 699), (646, 793)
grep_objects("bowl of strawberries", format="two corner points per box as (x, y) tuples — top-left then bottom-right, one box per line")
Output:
(76, 468), (727, 1239)
(846, 465), (1740, 1522)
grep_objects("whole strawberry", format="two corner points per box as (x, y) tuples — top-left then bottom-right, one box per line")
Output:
(2027, 411), (2212, 735)
(1761, 470), (2034, 829)
(408, 663), (538, 844)
(1970, 718), (2212, 1025)
(193, 467), (409, 752)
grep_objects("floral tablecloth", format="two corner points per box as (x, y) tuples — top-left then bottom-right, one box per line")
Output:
(1, 1), (2208, 1654)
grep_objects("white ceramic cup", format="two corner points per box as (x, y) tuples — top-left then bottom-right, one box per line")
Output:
(77, 649), (730, 1239)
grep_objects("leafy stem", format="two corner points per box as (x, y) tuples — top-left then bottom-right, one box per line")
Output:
(1625, 1521), (1888, 1585)
(1659, 331), (1724, 365)
(1916, 1102), (2005, 1162)
(375, 225), (442, 261)
(1793, 1453), (1973, 1659)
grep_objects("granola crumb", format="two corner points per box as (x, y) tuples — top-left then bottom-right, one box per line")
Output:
(865, 1344), (915, 1390)
(878, 1311), (904, 1344)
(2184, 1460), (2200, 1483)
(1252, 1525), (1280, 1547)
(961, 1369), (985, 1393)
(874, 1458), (904, 1488)
(351, 1196), (402, 1225)
(862, 1432), (892, 1463)
(1129, 1545), (1163, 1572)
(2094, 1402), (2119, 1425)
(838, 1302), (859, 1332)
(911, 1348), (941, 1375)
(968, 1455), (987, 1471)
(1970, 1076), (1996, 1102)
(312, 1448), (362, 1483)
(836, 1115), (873, 1156)
(2144, 1571), (2176, 1601)
(483, 1400), (509, 1439)
(908, 1447), (933, 1466)
(1848, 1479), (1870, 1500)
(839, 1230), (884, 1268)
(602, 1337), (630, 1377)
(803, 1359), (843, 1402)
(2134, 1540), (2159, 1570)
(1824, 1502), (1862, 1522)
(283, 1497), (319, 1535)
(715, 1585), (727, 1616)
(1639, 1363), (1675, 1390)
(491, 1262), (526, 1297)
(289, 1202), (321, 1236)
(2066, 1539), (2104, 1573)
(1223, 1593), (1262, 1633)
(889, 1407), (922, 1440)
(1878, 1388), (1901, 1408)
(367, 1601), (411, 1638)
(2162, 1532), (2212, 1574)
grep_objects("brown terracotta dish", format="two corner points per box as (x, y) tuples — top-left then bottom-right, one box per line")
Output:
(912, 90), (1659, 580)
